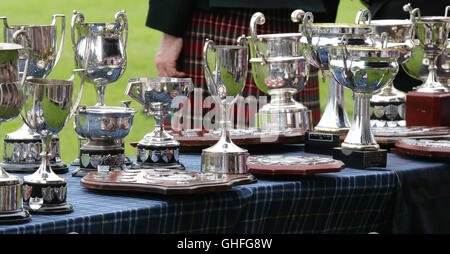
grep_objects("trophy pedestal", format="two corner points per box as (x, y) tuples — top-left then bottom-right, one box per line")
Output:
(72, 146), (126, 177)
(304, 131), (347, 155)
(257, 108), (312, 133)
(406, 92), (450, 127)
(201, 150), (248, 174)
(332, 147), (387, 169)
(0, 209), (31, 225)
(22, 182), (73, 215)
(131, 144), (184, 170)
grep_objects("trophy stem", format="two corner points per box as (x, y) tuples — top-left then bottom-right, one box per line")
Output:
(342, 92), (379, 150)
(95, 82), (107, 106)
(416, 54), (450, 93)
(314, 77), (350, 133)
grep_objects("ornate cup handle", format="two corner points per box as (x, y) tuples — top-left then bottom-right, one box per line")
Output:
(51, 14), (66, 67)
(12, 26), (31, 89)
(355, 9), (371, 24)
(66, 69), (87, 124)
(446, 6), (450, 17)
(126, 80), (146, 106)
(115, 10), (128, 50)
(202, 39), (217, 90)
(403, 3), (421, 22)
(71, 10), (85, 67)
(0, 16), (11, 29)
(250, 12), (267, 63)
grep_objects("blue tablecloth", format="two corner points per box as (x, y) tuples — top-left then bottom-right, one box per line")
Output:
(0, 145), (448, 234)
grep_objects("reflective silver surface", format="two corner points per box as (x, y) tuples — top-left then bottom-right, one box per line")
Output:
(127, 77), (193, 147)
(436, 39), (450, 86)
(201, 39), (249, 174)
(71, 10), (127, 106)
(329, 45), (400, 150)
(402, 5), (450, 93)
(1, 15), (67, 171)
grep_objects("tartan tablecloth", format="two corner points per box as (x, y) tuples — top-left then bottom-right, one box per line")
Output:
(0, 145), (448, 234)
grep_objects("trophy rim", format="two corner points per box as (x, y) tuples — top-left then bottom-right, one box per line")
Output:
(249, 56), (306, 63)
(25, 78), (72, 86)
(78, 105), (137, 115)
(251, 32), (302, 39)
(0, 43), (23, 50)
(416, 16), (450, 23)
(128, 77), (193, 83)
(369, 19), (413, 26)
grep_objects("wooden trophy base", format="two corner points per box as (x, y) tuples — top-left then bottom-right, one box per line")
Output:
(304, 131), (347, 155)
(406, 91), (450, 127)
(332, 148), (387, 169)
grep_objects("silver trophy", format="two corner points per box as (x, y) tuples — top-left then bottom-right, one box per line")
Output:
(21, 69), (85, 214)
(126, 77), (193, 170)
(436, 38), (449, 86)
(0, 29), (32, 224)
(329, 45), (400, 152)
(249, 11), (311, 132)
(355, 6), (416, 128)
(71, 10), (134, 176)
(0, 15), (68, 174)
(402, 5), (450, 93)
(201, 39), (249, 174)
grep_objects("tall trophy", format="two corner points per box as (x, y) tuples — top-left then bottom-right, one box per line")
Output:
(0, 15), (68, 174)
(21, 69), (85, 214)
(71, 10), (136, 177)
(0, 28), (32, 224)
(294, 10), (375, 154)
(354, 6), (416, 128)
(201, 38), (249, 174)
(126, 77), (193, 170)
(249, 11), (311, 133)
(402, 5), (450, 127)
(329, 43), (400, 169)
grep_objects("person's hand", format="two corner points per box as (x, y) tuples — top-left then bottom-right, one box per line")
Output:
(155, 33), (187, 77)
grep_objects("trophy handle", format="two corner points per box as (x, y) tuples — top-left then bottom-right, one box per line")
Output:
(51, 14), (66, 68)
(355, 9), (371, 24)
(125, 80), (146, 106)
(71, 10), (85, 67)
(302, 12), (314, 45)
(403, 4), (421, 22)
(12, 26), (31, 89)
(0, 16), (11, 30)
(446, 6), (450, 17)
(202, 39), (218, 92)
(115, 10), (128, 50)
(66, 69), (86, 125)
(250, 12), (267, 62)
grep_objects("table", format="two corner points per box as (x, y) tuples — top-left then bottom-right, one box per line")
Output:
(0, 145), (448, 234)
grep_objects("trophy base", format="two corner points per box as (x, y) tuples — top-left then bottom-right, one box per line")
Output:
(22, 181), (73, 215)
(0, 209), (31, 225)
(23, 202), (73, 215)
(134, 144), (183, 170)
(130, 161), (185, 170)
(257, 109), (312, 133)
(201, 150), (248, 174)
(0, 161), (68, 174)
(370, 101), (406, 127)
(406, 91), (450, 127)
(332, 147), (387, 169)
(304, 131), (347, 155)
(71, 146), (127, 177)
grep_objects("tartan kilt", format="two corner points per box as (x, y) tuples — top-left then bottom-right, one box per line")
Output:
(178, 8), (320, 130)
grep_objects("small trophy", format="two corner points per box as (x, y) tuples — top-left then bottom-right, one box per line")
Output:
(126, 77), (193, 170)
(329, 44), (401, 169)
(354, 6), (416, 128)
(295, 10), (374, 154)
(249, 11), (311, 133)
(0, 28), (32, 224)
(0, 15), (68, 174)
(201, 39), (249, 174)
(402, 5), (450, 127)
(21, 69), (85, 214)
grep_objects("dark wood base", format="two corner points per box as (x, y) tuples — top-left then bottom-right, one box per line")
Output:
(332, 148), (387, 169)
(304, 131), (346, 155)
(406, 91), (450, 127)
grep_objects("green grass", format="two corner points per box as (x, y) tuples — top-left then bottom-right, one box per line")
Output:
(0, 0), (364, 163)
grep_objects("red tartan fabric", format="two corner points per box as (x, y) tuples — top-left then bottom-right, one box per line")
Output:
(179, 8), (321, 128)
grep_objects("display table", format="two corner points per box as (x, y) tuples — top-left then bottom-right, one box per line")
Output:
(0, 145), (448, 234)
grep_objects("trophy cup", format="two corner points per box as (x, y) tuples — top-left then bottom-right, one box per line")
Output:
(21, 69), (85, 214)
(126, 77), (193, 170)
(249, 11), (311, 133)
(294, 10), (374, 154)
(0, 15), (68, 174)
(0, 29), (32, 224)
(70, 10), (136, 176)
(329, 44), (400, 168)
(401, 5), (450, 127)
(436, 38), (449, 86)
(201, 39), (249, 174)
(354, 6), (415, 128)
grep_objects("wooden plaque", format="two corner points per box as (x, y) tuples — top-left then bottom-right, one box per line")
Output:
(246, 155), (345, 175)
(80, 169), (257, 195)
(373, 126), (450, 148)
(394, 137), (450, 160)
(405, 91), (450, 127)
